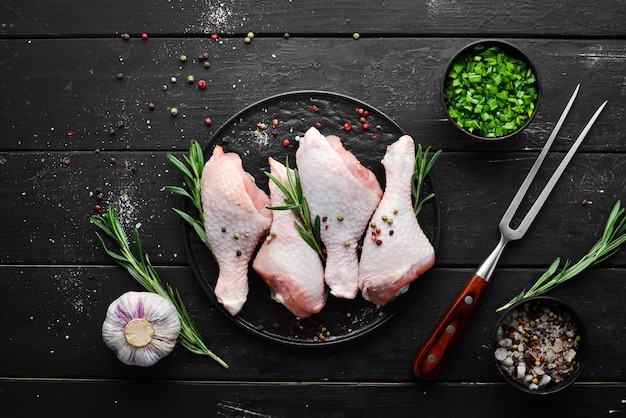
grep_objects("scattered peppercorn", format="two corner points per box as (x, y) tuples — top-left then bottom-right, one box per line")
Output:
(186, 75), (195, 84)
(314, 121), (322, 129)
(203, 61), (211, 69)
(343, 123), (352, 132)
(204, 117), (212, 126)
(141, 33), (148, 40)
(197, 79), (207, 89)
(109, 157), (117, 164)
(236, 250), (242, 257)
(148, 102), (155, 110)
(162, 84), (168, 91)
(116, 120), (124, 129)
(179, 54), (187, 62)
(362, 122), (370, 130)
(283, 32), (290, 39)
(93, 204), (102, 212)
(121, 33), (130, 40)
(271, 119), (279, 127)
(282, 139), (290, 147)
(170, 76), (177, 83)
(211, 33), (219, 40)
(117, 72), (124, 80)
(353, 33), (360, 40)
(310, 105), (319, 113)
(170, 107), (179, 116)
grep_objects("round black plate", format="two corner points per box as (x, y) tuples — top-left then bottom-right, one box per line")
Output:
(184, 91), (440, 346)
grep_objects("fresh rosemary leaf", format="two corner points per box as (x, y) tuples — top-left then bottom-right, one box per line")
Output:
(90, 205), (228, 369)
(412, 144), (442, 216)
(166, 140), (210, 250)
(265, 158), (325, 261)
(497, 200), (626, 312)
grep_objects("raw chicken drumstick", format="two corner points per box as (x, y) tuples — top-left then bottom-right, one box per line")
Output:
(201, 145), (273, 315)
(358, 135), (435, 306)
(296, 127), (382, 299)
(252, 158), (327, 318)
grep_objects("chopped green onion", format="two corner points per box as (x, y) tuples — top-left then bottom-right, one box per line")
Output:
(443, 44), (538, 138)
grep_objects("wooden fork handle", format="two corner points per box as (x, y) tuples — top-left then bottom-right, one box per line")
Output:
(412, 273), (489, 381)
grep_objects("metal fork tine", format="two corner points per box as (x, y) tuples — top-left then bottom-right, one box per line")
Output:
(499, 84), (580, 233)
(513, 99), (608, 237)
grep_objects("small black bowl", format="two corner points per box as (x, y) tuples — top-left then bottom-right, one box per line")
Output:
(441, 39), (540, 141)
(491, 296), (588, 395)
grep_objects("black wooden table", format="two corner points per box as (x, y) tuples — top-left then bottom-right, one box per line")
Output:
(2, 1), (626, 416)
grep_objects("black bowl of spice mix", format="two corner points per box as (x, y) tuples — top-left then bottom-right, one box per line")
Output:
(491, 296), (588, 394)
(441, 40), (540, 141)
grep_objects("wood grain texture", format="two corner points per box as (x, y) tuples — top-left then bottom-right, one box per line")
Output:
(1, 0), (626, 38)
(1, 379), (625, 418)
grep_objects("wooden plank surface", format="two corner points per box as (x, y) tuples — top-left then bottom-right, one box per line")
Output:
(1, 265), (624, 382)
(2, 379), (625, 417)
(2, 0), (626, 38)
(1, 38), (623, 153)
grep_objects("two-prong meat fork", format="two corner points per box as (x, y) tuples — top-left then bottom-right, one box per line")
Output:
(413, 85), (607, 380)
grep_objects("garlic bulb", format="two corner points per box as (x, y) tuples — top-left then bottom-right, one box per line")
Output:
(102, 291), (181, 367)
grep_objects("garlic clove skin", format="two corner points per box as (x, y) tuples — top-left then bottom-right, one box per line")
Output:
(102, 291), (181, 367)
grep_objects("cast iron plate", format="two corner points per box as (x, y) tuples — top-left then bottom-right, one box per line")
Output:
(183, 91), (440, 346)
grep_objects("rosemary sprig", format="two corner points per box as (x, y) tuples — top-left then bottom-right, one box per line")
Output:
(165, 140), (213, 256)
(497, 200), (626, 312)
(265, 158), (325, 261)
(412, 144), (442, 216)
(90, 205), (229, 369)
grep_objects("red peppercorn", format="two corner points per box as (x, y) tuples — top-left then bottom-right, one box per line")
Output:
(310, 105), (319, 113)
(211, 33), (219, 40)
(363, 110), (369, 117)
(67, 131), (74, 137)
(64, 158), (71, 165)
(141, 33), (148, 40)
(314, 121), (322, 129)
(93, 204), (102, 212)
(197, 79), (207, 89)
(282, 139), (290, 147)
(357, 108), (365, 115)
(271, 119), (279, 127)
(204, 117), (212, 126)
(109, 157), (117, 164)
(343, 123), (352, 132)
(362, 123), (370, 130)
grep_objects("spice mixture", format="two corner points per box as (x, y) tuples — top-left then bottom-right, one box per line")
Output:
(493, 299), (583, 391)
